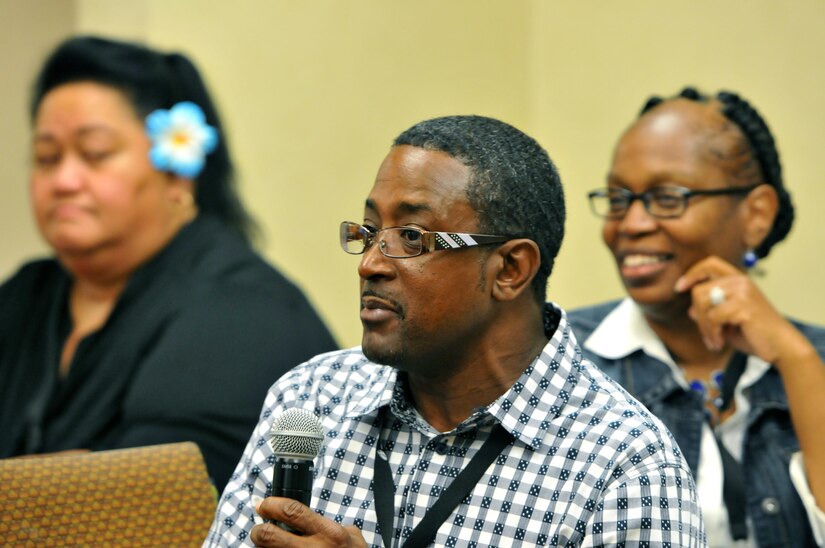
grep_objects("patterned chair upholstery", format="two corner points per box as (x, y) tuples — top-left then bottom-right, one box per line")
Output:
(0, 442), (217, 546)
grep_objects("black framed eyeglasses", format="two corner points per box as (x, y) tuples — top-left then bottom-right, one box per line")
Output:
(340, 221), (511, 259)
(587, 184), (760, 219)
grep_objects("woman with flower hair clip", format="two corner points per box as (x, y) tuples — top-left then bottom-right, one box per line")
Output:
(569, 87), (825, 546)
(0, 35), (336, 491)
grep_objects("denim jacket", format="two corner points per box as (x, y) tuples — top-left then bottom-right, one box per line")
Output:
(568, 300), (825, 548)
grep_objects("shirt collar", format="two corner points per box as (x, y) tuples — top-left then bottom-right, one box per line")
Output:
(355, 303), (587, 449)
(584, 297), (675, 366)
(485, 303), (588, 450)
(583, 297), (772, 395)
(340, 353), (397, 420)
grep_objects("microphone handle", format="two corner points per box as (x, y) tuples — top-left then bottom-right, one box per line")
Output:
(271, 456), (314, 506)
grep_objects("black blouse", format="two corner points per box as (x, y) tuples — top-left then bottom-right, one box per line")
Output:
(0, 215), (337, 491)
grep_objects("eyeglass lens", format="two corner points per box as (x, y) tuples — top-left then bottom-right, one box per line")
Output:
(593, 188), (687, 218)
(340, 222), (425, 257)
(340, 222), (368, 254)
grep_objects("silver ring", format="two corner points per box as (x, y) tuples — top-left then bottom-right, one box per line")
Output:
(709, 286), (726, 306)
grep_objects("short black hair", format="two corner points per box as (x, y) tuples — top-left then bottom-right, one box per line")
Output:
(31, 35), (258, 242)
(393, 115), (565, 303)
(641, 87), (793, 259)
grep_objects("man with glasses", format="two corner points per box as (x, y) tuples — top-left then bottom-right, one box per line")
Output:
(206, 115), (705, 547)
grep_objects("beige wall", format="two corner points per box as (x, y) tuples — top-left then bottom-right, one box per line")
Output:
(529, 2), (825, 339)
(0, 0), (76, 274)
(2, 1), (822, 349)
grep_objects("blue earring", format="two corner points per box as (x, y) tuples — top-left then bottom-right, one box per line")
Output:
(743, 250), (758, 269)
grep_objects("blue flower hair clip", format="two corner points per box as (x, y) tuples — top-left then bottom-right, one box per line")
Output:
(146, 102), (218, 178)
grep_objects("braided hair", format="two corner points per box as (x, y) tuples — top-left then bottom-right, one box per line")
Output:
(640, 87), (794, 259)
(394, 115), (566, 304)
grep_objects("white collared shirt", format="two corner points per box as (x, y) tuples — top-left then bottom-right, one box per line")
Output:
(583, 298), (824, 547)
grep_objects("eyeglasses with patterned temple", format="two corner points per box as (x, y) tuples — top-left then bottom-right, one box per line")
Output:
(587, 184), (761, 219)
(340, 221), (511, 259)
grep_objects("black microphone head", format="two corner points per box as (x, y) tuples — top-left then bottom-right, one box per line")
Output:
(269, 408), (325, 459)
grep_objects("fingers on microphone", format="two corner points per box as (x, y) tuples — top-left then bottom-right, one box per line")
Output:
(279, 498), (351, 543)
(255, 497), (276, 519)
(250, 521), (288, 546)
(251, 498), (308, 546)
(279, 498), (313, 523)
(254, 497), (352, 545)
(256, 497), (305, 521)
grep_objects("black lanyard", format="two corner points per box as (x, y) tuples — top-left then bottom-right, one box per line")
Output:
(715, 351), (748, 540)
(715, 434), (747, 540)
(373, 424), (513, 548)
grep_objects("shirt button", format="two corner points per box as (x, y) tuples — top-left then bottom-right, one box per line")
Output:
(760, 497), (780, 515)
(434, 442), (449, 455)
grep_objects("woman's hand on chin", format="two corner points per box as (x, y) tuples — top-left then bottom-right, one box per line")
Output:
(675, 255), (805, 365)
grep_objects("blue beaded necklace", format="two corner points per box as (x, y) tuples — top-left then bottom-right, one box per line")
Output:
(687, 352), (748, 420)
(688, 369), (727, 410)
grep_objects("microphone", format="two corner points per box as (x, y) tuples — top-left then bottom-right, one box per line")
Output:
(268, 408), (325, 508)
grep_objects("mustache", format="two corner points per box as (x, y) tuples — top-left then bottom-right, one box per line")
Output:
(360, 288), (404, 317)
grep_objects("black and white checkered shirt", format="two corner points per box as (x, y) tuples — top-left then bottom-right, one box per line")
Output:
(205, 308), (705, 547)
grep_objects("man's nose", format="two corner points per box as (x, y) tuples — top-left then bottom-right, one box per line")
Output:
(357, 240), (395, 281)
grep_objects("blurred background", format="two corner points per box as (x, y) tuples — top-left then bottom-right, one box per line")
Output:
(2, 0), (822, 348)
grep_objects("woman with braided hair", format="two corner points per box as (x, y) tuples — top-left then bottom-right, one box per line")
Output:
(568, 87), (825, 546)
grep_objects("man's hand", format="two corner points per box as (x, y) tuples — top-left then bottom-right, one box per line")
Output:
(251, 497), (368, 547)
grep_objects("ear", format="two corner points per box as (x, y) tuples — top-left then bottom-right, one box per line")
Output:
(489, 239), (541, 303)
(165, 174), (196, 207)
(741, 184), (778, 250)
